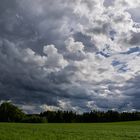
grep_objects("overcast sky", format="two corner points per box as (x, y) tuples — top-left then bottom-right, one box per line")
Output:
(0, 0), (140, 113)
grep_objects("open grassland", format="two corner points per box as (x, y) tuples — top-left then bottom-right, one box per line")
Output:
(0, 121), (140, 140)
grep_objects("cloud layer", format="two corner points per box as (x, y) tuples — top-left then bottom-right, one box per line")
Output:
(0, 0), (140, 113)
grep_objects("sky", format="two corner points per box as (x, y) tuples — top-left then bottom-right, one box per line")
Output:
(0, 0), (140, 113)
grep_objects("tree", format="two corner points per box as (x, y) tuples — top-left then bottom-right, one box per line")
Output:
(0, 102), (25, 122)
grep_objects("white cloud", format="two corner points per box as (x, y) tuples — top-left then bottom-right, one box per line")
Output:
(43, 45), (68, 69)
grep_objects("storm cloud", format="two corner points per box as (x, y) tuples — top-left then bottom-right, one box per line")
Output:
(0, 0), (140, 113)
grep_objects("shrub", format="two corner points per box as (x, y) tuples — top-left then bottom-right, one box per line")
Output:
(22, 115), (47, 123)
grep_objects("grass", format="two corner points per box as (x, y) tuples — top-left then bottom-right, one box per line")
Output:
(0, 121), (140, 140)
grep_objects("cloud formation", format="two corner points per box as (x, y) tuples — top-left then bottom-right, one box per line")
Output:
(0, 0), (140, 113)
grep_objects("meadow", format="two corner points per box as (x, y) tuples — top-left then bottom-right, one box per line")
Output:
(0, 121), (140, 140)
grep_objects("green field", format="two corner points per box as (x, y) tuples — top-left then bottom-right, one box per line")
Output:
(0, 121), (140, 140)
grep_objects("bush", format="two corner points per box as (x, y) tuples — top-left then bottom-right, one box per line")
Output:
(22, 115), (47, 123)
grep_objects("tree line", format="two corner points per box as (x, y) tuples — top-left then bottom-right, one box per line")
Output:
(0, 102), (140, 123)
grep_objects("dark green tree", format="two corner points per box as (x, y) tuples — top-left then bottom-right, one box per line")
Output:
(0, 102), (25, 122)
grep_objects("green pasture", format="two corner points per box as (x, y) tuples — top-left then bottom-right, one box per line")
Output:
(0, 121), (140, 140)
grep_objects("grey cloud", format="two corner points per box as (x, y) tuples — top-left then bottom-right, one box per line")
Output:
(128, 7), (140, 23)
(129, 32), (140, 45)
(103, 0), (115, 7)
(0, 0), (140, 113)
(73, 32), (97, 52)
(121, 75), (140, 110)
